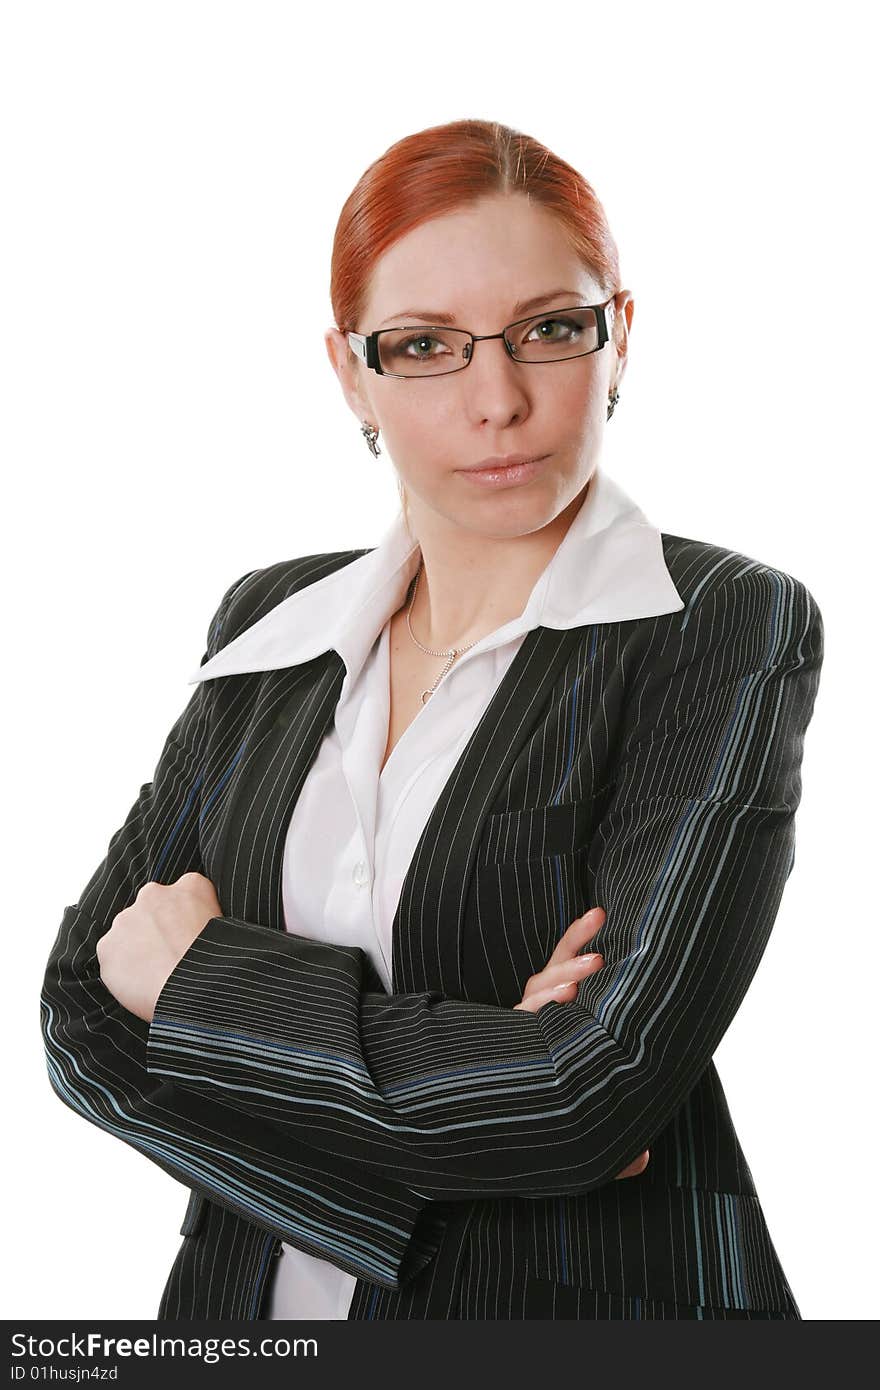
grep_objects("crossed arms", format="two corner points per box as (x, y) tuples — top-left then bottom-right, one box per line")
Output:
(41, 564), (823, 1285)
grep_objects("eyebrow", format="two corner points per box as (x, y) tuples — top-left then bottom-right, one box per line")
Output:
(375, 289), (585, 330)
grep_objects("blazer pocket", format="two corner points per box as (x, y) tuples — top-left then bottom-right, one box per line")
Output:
(178, 1189), (207, 1238)
(522, 1184), (796, 1314)
(479, 796), (606, 868)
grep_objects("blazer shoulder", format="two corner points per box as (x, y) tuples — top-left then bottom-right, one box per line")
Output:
(659, 531), (822, 624)
(213, 549), (367, 651)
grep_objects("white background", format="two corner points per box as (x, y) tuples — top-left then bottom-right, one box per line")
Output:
(2, 0), (875, 1322)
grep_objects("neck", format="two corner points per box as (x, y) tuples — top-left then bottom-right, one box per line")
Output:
(405, 477), (590, 650)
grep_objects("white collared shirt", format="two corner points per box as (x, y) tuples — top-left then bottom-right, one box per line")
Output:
(191, 464), (684, 1320)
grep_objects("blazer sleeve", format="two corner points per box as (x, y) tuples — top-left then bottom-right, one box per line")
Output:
(40, 573), (443, 1291)
(143, 566), (824, 1202)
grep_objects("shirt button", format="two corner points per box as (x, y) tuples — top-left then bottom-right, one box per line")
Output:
(352, 860), (370, 887)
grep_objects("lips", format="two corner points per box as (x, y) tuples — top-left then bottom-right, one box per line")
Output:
(465, 453), (545, 472)
(457, 454), (550, 487)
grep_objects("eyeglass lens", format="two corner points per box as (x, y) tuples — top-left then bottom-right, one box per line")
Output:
(377, 307), (600, 376)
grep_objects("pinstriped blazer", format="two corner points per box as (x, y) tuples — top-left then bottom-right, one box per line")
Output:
(41, 530), (823, 1320)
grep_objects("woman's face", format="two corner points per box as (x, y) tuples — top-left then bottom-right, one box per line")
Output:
(326, 191), (632, 540)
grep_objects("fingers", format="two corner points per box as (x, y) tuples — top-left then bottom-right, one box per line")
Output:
(614, 1149), (650, 1180)
(545, 906), (605, 967)
(512, 906), (608, 1014)
(513, 981), (578, 1013)
(513, 951), (604, 1013)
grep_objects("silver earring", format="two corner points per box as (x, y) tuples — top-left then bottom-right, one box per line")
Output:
(607, 386), (619, 421)
(361, 421), (381, 457)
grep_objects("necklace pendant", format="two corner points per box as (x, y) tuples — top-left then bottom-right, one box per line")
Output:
(420, 688), (433, 704)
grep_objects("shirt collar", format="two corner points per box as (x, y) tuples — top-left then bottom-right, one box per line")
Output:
(189, 464), (684, 686)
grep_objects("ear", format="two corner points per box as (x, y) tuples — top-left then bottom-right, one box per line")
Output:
(325, 326), (373, 425)
(610, 291), (634, 387)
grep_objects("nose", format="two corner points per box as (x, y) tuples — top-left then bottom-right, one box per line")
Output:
(461, 335), (533, 427)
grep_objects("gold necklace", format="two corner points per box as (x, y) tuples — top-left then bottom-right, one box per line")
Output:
(405, 558), (481, 705)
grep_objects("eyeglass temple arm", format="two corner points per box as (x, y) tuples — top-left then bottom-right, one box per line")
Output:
(347, 332), (367, 362)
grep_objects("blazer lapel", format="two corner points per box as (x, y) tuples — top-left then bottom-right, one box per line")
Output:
(209, 653), (346, 932)
(391, 623), (584, 995)
(209, 622), (585, 996)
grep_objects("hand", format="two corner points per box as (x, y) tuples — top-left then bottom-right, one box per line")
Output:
(96, 872), (223, 1025)
(513, 905), (650, 1182)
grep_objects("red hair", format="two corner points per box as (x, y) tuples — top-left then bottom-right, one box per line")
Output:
(329, 118), (623, 527)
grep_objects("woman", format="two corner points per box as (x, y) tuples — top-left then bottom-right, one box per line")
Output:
(41, 118), (822, 1320)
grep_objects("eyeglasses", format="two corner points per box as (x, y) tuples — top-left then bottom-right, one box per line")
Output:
(347, 296), (617, 378)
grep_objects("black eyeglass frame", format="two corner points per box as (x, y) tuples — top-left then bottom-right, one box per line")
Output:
(346, 295), (617, 378)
